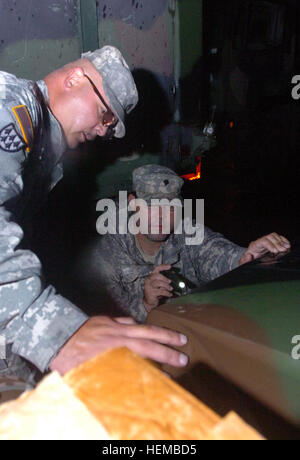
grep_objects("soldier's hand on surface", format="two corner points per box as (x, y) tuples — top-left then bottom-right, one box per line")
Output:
(143, 264), (174, 312)
(49, 316), (188, 375)
(239, 233), (291, 266)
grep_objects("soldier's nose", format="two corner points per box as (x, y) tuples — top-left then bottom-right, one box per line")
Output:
(96, 123), (108, 137)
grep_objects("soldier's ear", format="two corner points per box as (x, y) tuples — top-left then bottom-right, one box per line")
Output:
(64, 67), (85, 90)
(128, 194), (138, 213)
(128, 193), (136, 203)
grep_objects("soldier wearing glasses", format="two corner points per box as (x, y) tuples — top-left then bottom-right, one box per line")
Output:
(0, 46), (189, 384)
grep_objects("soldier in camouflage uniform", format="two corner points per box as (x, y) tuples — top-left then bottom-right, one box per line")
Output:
(92, 165), (291, 323)
(0, 48), (190, 386)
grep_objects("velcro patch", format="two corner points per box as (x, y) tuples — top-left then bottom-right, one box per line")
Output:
(0, 123), (26, 152)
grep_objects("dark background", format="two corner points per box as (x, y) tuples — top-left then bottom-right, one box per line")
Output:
(31, 0), (300, 313)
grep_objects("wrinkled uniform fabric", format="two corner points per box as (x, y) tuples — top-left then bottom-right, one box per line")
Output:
(0, 71), (88, 382)
(91, 220), (246, 323)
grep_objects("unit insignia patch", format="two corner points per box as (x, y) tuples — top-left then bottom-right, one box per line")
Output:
(0, 123), (26, 152)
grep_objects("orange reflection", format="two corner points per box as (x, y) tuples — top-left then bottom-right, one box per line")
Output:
(181, 161), (202, 181)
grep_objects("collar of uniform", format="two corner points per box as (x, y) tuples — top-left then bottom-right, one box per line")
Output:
(129, 231), (181, 267)
(36, 80), (50, 105)
(36, 79), (67, 163)
(158, 233), (182, 266)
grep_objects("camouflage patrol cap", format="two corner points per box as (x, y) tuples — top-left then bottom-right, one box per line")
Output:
(133, 165), (184, 204)
(82, 46), (138, 138)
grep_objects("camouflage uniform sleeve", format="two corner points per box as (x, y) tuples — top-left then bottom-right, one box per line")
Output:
(91, 235), (148, 323)
(0, 108), (88, 373)
(191, 226), (246, 282)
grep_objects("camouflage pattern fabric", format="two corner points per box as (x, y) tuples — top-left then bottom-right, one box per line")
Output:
(0, 71), (88, 381)
(133, 164), (184, 202)
(90, 222), (246, 323)
(82, 46), (139, 139)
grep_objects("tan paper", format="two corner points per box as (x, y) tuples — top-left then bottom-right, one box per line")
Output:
(65, 347), (264, 440)
(0, 372), (110, 440)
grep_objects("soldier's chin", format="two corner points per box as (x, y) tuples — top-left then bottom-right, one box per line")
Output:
(145, 233), (170, 242)
(65, 134), (81, 150)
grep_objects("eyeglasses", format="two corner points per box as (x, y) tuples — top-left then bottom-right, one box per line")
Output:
(84, 74), (118, 129)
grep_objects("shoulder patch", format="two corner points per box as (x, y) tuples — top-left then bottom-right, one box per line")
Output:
(0, 123), (26, 152)
(11, 105), (34, 153)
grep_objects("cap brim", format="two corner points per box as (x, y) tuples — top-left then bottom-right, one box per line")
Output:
(102, 80), (126, 138)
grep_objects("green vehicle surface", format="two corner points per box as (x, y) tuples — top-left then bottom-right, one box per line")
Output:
(148, 249), (300, 438)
